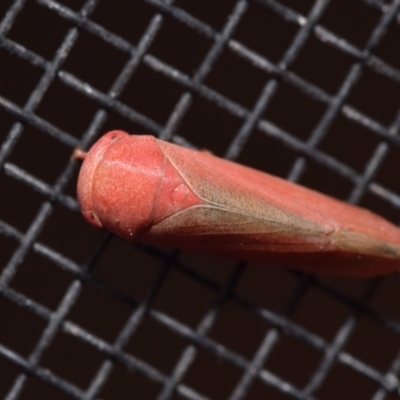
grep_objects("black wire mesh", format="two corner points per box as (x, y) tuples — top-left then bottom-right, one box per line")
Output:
(0, 0), (400, 399)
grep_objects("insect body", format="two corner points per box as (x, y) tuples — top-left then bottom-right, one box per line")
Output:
(77, 131), (400, 276)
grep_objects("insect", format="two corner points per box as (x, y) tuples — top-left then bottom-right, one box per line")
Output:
(76, 130), (400, 276)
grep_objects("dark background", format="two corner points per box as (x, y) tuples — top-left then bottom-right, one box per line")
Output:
(0, 0), (400, 399)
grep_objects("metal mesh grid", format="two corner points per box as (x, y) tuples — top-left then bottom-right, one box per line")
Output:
(0, 0), (400, 398)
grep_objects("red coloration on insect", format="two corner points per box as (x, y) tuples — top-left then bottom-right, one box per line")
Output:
(77, 131), (400, 276)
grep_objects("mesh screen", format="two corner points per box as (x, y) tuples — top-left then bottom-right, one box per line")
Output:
(1, 0), (400, 399)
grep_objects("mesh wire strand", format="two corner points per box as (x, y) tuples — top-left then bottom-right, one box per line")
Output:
(0, 0), (400, 399)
